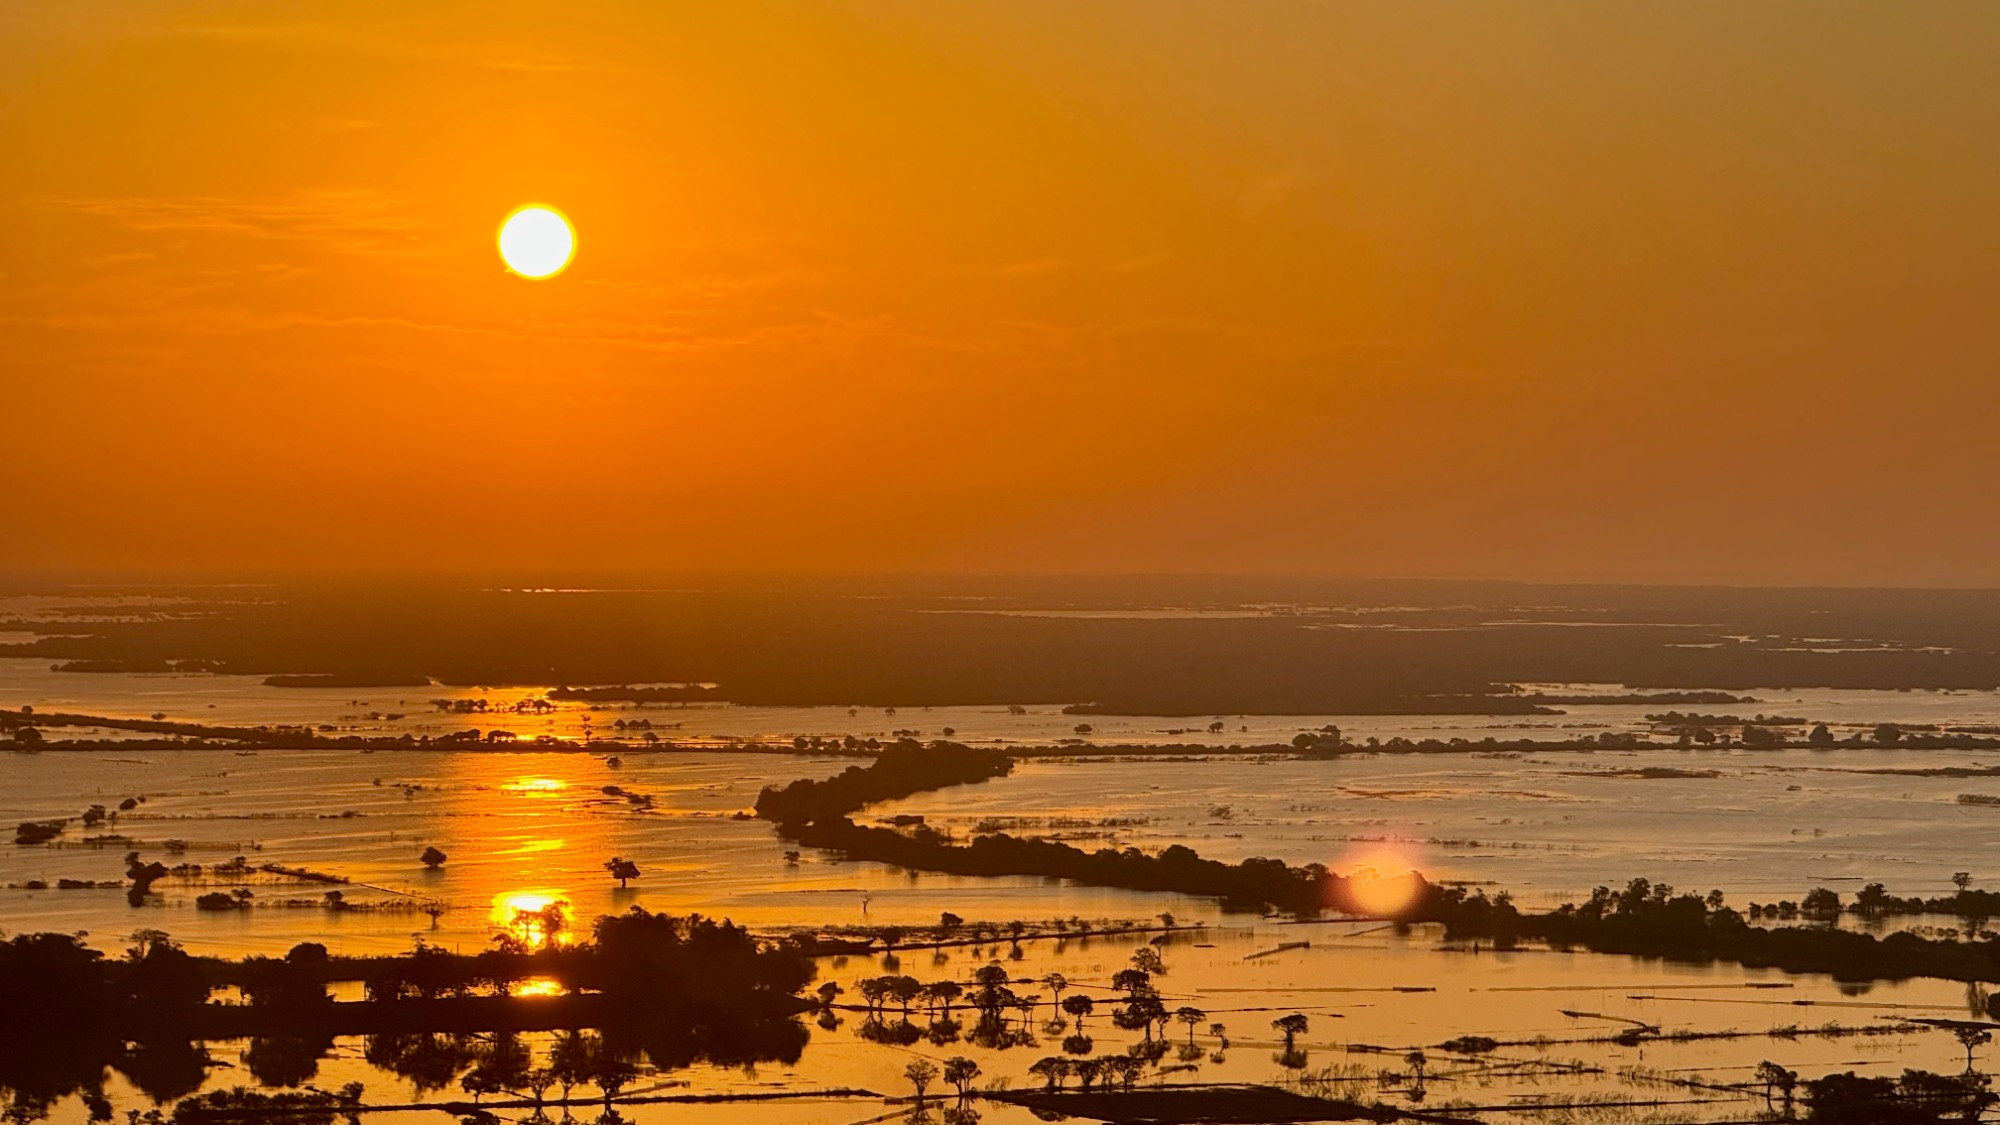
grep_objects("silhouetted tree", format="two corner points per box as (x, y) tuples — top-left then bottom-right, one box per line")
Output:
(1802, 887), (1841, 918)
(548, 1031), (595, 1104)
(1273, 1013), (1309, 1052)
(525, 1068), (556, 1109)
(1754, 1060), (1798, 1115)
(889, 975), (923, 1017)
(1955, 1027), (1992, 1073)
(942, 1056), (980, 1100)
(1028, 1057), (1067, 1090)
(593, 1056), (635, 1109)
(603, 858), (640, 888)
(1061, 994), (1094, 1029)
(420, 847), (447, 869)
(1040, 972), (1067, 1010)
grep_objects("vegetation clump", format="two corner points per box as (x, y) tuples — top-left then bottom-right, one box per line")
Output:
(0, 907), (816, 1121)
(15, 820), (64, 846)
(1437, 878), (2000, 985)
(169, 1085), (363, 1125)
(1803, 1068), (1994, 1123)
(755, 741), (1012, 827)
(756, 742), (1439, 915)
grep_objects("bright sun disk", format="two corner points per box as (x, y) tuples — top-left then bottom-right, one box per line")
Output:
(497, 206), (575, 278)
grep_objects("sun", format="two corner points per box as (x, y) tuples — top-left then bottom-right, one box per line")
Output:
(497, 205), (575, 278)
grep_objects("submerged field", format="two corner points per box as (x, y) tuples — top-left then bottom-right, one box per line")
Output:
(11, 580), (2000, 1123)
(10, 727), (2000, 1123)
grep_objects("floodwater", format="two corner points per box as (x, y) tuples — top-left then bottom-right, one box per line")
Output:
(8, 657), (2000, 750)
(10, 660), (2000, 1123)
(30, 924), (1987, 1125)
(9, 740), (2000, 955)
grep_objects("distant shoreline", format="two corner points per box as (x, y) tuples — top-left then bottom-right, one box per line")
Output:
(13, 705), (2000, 760)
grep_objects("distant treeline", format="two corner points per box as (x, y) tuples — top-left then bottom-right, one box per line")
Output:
(1644, 711), (1806, 726)
(1516, 690), (1755, 705)
(791, 818), (1394, 915)
(1438, 879), (2000, 989)
(261, 673), (432, 689)
(755, 742), (1423, 915)
(754, 742), (1013, 826)
(0, 709), (276, 740)
(547, 684), (722, 704)
(751, 744), (2000, 988)
(22, 706), (2000, 764)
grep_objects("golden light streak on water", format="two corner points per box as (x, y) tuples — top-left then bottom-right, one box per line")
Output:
(491, 891), (575, 949)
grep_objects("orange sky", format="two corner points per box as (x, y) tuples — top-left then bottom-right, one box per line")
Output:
(6, 2), (1998, 584)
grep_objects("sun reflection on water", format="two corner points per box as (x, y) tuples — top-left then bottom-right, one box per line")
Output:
(500, 776), (568, 794)
(492, 891), (576, 949)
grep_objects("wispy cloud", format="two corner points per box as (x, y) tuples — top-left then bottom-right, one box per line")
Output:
(48, 190), (425, 256)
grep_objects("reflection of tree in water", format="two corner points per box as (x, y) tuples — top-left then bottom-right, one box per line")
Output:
(602, 1011), (808, 1073)
(0, 1028), (117, 1123)
(363, 1030), (545, 1100)
(857, 1018), (923, 1047)
(244, 1036), (333, 1088)
(965, 1015), (1036, 1051)
(459, 1033), (533, 1103)
(162, 1084), (364, 1125)
(363, 1032), (479, 1094)
(115, 1040), (212, 1104)
(1, 1034), (216, 1122)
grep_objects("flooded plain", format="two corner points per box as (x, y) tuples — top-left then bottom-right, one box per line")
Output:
(28, 922), (1987, 1125)
(9, 659), (2000, 1123)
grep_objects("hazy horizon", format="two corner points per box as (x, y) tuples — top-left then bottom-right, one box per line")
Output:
(15, 568), (2000, 594)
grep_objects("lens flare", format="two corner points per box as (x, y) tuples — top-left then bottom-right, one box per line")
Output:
(1332, 845), (1426, 917)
